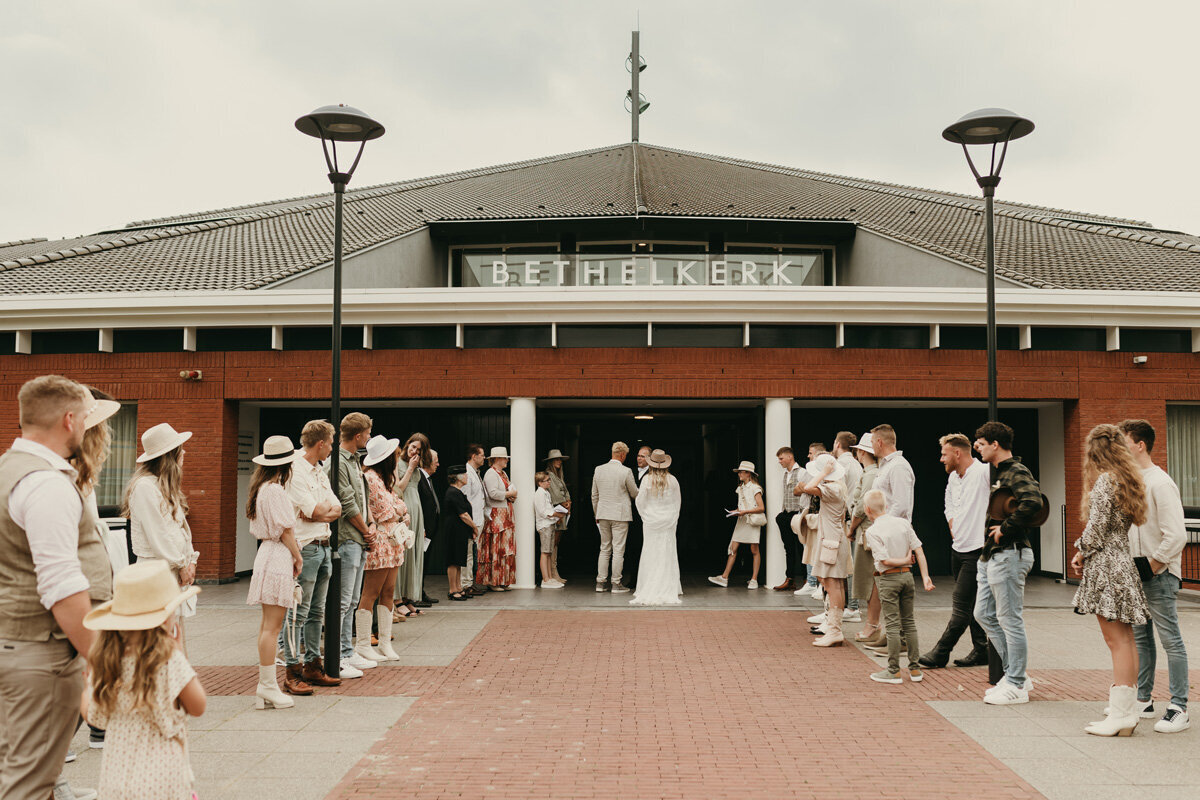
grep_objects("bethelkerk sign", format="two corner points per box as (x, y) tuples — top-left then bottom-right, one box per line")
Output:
(486, 256), (817, 287)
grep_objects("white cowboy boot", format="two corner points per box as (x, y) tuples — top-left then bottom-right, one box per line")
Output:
(1086, 685), (1139, 736)
(355, 609), (386, 662)
(375, 606), (401, 661)
(813, 607), (845, 647)
(255, 665), (294, 710)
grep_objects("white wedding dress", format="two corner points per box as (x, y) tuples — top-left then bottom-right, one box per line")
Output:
(629, 474), (683, 606)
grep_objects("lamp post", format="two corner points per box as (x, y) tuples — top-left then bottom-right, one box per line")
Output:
(942, 108), (1034, 422)
(295, 104), (385, 679)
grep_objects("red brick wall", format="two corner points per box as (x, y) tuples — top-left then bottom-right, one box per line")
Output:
(2, 346), (1195, 579)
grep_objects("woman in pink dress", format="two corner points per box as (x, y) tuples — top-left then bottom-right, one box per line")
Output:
(245, 435), (302, 710)
(357, 435), (410, 663)
(477, 446), (517, 589)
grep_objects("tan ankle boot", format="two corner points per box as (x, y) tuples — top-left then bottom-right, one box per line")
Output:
(355, 609), (386, 662)
(813, 607), (845, 647)
(256, 665), (294, 709)
(1086, 685), (1139, 736)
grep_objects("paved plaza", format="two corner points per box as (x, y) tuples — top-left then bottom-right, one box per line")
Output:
(61, 577), (1199, 799)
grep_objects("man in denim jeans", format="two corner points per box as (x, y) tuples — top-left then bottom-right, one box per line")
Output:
(973, 421), (1043, 706)
(1120, 419), (1190, 733)
(335, 412), (375, 675)
(280, 419), (343, 690)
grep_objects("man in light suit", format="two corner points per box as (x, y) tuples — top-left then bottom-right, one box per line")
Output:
(592, 441), (639, 593)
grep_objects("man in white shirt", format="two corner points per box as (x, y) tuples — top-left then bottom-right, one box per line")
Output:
(1119, 419), (1190, 733)
(870, 424), (915, 521)
(772, 446), (809, 591)
(283, 420), (345, 687)
(0, 375), (112, 800)
(461, 444), (487, 594)
(919, 433), (991, 670)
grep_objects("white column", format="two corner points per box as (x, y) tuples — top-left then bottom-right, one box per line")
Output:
(763, 398), (792, 589)
(510, 397), (537, 588)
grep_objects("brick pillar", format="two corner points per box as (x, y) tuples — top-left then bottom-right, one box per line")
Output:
(136, 398), (240, 580)
(1063, 399), (1168, 558)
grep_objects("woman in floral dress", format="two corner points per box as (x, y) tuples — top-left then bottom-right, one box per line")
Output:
(358, 435), (409, 662)
(478, 446), (517, 590)
(1071, 424), (1150, 736)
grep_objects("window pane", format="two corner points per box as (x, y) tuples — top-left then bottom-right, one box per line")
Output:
(96, 404), (138, 508)
(1167, 405), (1200, 507)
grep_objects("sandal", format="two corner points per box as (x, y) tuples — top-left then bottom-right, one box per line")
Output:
(855, 624), (880, 642)
(448, 591), (468, 601)
(487, 585), (508, 593)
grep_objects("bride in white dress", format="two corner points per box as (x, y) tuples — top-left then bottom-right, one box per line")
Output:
(630, 449), (683, 606)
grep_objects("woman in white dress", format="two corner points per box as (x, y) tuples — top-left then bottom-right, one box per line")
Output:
(709, 461), (765, 589)
(801, 453), (851, 647)
(630, 450), (682, 606)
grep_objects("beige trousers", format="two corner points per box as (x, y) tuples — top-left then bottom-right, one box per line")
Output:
(0, 637), (84, 800)
(596, 520), (629, 584)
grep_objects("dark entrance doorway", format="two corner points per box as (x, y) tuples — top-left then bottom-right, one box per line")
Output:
(538, 406), (762, 579)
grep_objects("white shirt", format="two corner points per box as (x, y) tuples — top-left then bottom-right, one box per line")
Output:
(944, 458), (990, 552)
(464, 465), (485, 527)
(637, 465), (649, 482)
(287, 454), (338, 547)
(533, 486), (557, 531)
(838, 452), (863, 504)
(874, 451), (916, 521)
(864, 514), (923, 575)
(1129, 465), (1187, 580)
(128, 476), (193, 569)
(7, 438), (88, 610)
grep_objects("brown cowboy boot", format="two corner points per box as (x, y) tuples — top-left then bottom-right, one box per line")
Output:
(302, 658), (342, 687)
(283, 664), (314, 695)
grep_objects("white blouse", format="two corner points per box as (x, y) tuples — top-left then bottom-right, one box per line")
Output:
(128, 477), (194, 570)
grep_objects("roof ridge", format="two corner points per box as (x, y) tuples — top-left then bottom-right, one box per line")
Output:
(128, 143), (632, 228)
(0, 237), (48, 249)
(642, 143), (1200, 257)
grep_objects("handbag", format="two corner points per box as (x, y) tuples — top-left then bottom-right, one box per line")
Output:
(819, 537), (840, 565)
(744, 512), (767, 527)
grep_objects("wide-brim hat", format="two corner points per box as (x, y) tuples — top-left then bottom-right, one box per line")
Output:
(253, 435), (300, 466)
(647, 449), (672, 469)
(84, 560), (200, 631)
(853, 432), (875, 456)
(488, 446), (509, 460)
(136, 422), (193, 463)
(83, 388), (121, 431)
(805, 452), (846, 484)
(363, 434), (400, 467)
(543, 449), (569, 462)
(732, 460), (758, 475)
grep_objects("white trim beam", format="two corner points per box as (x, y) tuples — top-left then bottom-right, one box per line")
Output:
(1106, 326), (1120, 352)
(1019, 325), (1032, 351)
(270, 325), (283, 351)
(835, 323), (845, 348)
(183, 327), (196, 352)
(16, 330), (31, 355)
(362, 325), (373, 350)
(98, 328), (113, 353)
(929, 323), (940, 349)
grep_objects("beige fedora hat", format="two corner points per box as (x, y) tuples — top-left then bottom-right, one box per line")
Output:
(488, 446), (509, 460)
(805, 452), (846, 484)
(646, 448), (672, 469)
(83, 560), (200, 631)
(542, 448), (569, 462)
(852, 432), (875, 456)
(363, 434), (400, 467)
(732, 460), (758, 475)
(136, 422), (193, 463)
(253, 435), (300, 467)
(82, 388), (121, 431)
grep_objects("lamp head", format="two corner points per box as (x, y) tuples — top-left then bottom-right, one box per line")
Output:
(942, 108), (1034, 145)
(295, 104), (385, 143)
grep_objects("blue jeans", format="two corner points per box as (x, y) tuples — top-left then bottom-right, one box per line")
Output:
(338, 541), (366, 660)
(1135, 572), (1189, 710)
(974, 546), (1034, 686)
(278, 542), (332, 666)
(805, 563), (819, 587)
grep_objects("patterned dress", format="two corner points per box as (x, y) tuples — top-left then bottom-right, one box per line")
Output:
(363, 468), (403, 571)
(477, 467), (516, 586)
(245, 481), (297, 608)
(88, 649), (196, 799)
(1072, 472), (1150, 624)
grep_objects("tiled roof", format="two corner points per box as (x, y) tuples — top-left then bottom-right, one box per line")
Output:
(1, 143), (1198, 294)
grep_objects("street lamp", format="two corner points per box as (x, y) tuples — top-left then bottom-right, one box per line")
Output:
(295, 103), (385, 679)
(942, 108), (1034, 422)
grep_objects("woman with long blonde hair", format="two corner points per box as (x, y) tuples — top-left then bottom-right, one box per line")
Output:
(629, 450), (682, 605)
(1070, 423), (1151, 736)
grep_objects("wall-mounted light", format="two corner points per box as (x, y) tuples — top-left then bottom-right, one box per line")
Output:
(179, 370), (202, 381)
(634, 414), (654, 420)
(1133, 356), (1148, 365)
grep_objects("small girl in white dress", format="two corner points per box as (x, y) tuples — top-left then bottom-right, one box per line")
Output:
(709, 461), (765, 589)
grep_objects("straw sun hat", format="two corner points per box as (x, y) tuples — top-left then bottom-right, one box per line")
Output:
(252, 435), (300, 467)
(363, 435), (400, 467)
(83, 560), (200, 631)
(82, 388), (120, 431)
(488, 446), (509, 460)
(136, 422), (193, 463)
(852, 432), (875, 456)
(646, 449), (672, 469)
(732, 460), (758, 476)
(804, 452), (846, 484)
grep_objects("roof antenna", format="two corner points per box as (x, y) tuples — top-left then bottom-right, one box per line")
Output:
(625, 27), (648, 142)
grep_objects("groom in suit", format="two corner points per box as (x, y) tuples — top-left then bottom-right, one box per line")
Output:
(415, 449), (441, 607)
(592, 441), (640, 593)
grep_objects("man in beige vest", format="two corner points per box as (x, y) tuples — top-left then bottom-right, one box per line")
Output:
(0, 375), (114, 800)
(591, 441), (639, 593)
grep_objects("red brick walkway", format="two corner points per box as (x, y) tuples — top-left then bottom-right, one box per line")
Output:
(326, 611), (1045, 800)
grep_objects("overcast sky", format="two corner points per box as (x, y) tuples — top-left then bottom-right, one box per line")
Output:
(3, 1), (1198, 244)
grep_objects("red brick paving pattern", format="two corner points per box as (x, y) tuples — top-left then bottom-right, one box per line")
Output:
(325, 611), (1045, 800)
(196, 665), (446, 697)
(905, 664), (1200, 702)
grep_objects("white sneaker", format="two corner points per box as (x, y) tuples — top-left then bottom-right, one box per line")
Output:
(812, 585), (824, 601)
(1155, 704), (1190, 733)
(707, 575), (728, 587)
(541, 580), (564, 589)
(843, 608), (862, 622)
(983, 678), (1029, 705)
(986, 676), (1034, 695)
(747, 580), (759, 589)
(347, 653), (377, 670)
(793, 587), (809, 596)
(339, 659), (364, 679)
(807, 612), (827, 624)
(53, 781), (97, 800)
